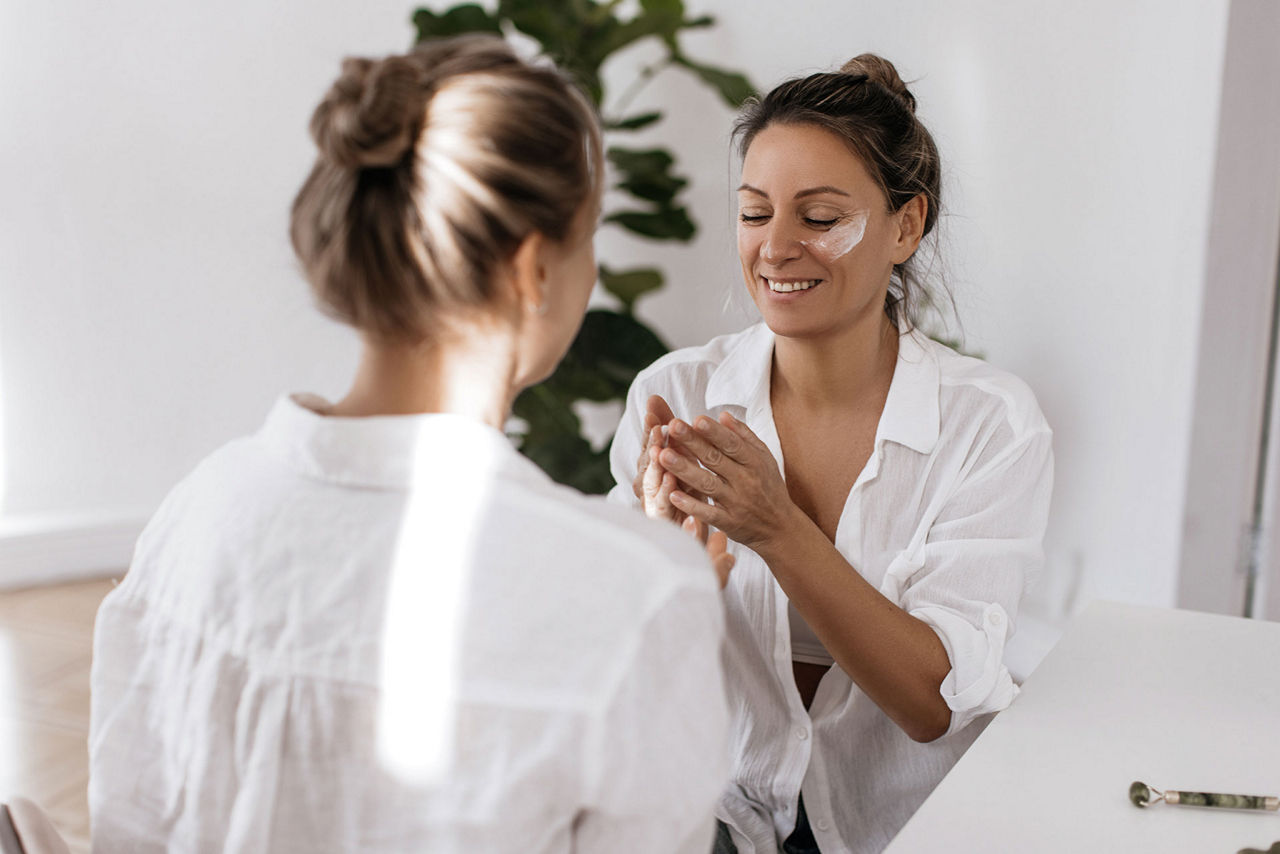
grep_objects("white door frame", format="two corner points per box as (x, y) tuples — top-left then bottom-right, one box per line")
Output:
(1178, 0), (1280, 618)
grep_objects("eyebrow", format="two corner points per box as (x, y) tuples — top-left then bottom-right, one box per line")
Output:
(736, 183), (852, 199)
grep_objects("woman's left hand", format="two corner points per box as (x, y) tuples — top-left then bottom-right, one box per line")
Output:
(660, 413), (797, 553)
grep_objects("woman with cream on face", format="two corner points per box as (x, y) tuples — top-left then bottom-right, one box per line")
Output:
(611, 54), (1053, 854)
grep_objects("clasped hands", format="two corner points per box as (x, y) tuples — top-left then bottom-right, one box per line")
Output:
(632, 394), (795, 589)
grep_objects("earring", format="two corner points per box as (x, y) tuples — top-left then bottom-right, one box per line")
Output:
(528, 298), (548, 316)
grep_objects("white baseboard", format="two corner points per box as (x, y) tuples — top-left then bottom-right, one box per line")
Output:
(0, 512), (148, 591)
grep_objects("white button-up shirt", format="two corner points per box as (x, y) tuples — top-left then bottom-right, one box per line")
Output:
(609, 324), (1053, 854)
(90, 396), (729, 854)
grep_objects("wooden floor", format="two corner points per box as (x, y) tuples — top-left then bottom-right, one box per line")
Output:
(0, 577), (115, 854)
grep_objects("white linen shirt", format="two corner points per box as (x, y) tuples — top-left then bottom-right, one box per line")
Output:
(609, 323), (1053, 854)
(90, 395), (729, 854)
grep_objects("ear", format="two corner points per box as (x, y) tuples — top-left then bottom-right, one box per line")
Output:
(890, 194), (928, 265)
(508, 230), (549, 315)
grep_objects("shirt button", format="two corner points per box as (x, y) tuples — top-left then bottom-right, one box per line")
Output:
(816, 818), (831, 832)
(988, 611), (1003, 626)
(796, 727), (810, 741)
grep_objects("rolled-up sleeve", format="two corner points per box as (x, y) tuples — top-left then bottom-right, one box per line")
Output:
(884, 427), (1054, 736)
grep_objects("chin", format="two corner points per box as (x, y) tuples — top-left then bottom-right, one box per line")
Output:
(757, 311), (837, 341)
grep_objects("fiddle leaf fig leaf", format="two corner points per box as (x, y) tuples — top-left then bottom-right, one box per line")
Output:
(513, 382), (581, 434)
(411, 4), (502, 39)
(606, 111), (663, 131)
(609, 146), (687, 204)
(605, 207), (696, 242)
(638, 0), (686, 37)
(499, 0), (574, 52)
(599, 265), (664, 312)
(513, 394), (612, 492)
(573, 310), (670, 389)
(537, 310), (669, 401)
(607, 146), (674, 176)
(673, 54), (756, 107)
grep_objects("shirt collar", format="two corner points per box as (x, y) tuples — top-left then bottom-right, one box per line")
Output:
(703, 322), (940, 455)
(259, 394), (524, 490)
(880, 328), (940, 455)
(706, 323), (775, 417)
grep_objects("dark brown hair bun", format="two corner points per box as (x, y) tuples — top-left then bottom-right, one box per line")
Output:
(839, 53), (916, 114)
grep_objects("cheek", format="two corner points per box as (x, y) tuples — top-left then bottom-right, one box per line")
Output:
(737, 223), (760, 263)
(799, 214), (867, 263)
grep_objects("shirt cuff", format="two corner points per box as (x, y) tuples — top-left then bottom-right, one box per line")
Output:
(910, 602), (1019, 737)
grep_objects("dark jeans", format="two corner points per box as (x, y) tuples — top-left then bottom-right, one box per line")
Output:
(713, 796), (822, 854)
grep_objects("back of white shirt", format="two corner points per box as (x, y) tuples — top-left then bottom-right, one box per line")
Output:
(89, 398), (729, 854)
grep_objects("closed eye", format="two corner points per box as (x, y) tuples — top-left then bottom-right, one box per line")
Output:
(739, 214), (770, 223)
(805, 218), (838, 227)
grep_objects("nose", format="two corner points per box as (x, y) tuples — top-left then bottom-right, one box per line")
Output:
(760, 219), (804, 265)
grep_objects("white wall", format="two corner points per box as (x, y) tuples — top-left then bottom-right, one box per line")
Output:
(0, 0), (1232, 608)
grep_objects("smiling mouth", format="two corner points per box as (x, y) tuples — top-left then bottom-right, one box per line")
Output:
(764, 277), (821, 293)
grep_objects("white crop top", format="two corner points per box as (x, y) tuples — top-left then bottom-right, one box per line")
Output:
(788, 599), (834, 667)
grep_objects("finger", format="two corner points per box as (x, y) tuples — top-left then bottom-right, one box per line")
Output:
(657, 446), (712, 501)
(670, 489), (726, 529)
(681, 512), (710, 545)
(668, 419), (745, 476)
(655, 470), (681, 520)
(641, 445), (666, 518)
(713, 552), (735, 589)
(717, 412), (771, 454)
(633, 424), (666, 501)
(689, 414), (750, 462)
(640, 423), (666, 455)
(659, 446), (724, 496)
(646, 394), (676, 428)
(706, 531), (734, 589)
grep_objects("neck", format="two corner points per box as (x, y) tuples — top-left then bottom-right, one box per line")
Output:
(328, 326), (519, 430)
(771, 311), (899, 410)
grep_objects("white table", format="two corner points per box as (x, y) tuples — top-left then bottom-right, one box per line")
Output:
(885, 600), (1280, 853)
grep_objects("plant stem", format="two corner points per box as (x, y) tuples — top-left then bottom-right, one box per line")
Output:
(608, 59), (672, 123)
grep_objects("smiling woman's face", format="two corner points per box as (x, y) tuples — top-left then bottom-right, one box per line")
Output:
(737, 121), (904, 342)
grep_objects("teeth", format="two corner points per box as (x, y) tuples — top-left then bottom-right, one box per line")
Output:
(766, 278), (818, 293)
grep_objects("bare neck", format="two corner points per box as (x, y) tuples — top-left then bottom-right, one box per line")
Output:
(327, 329), (519, 431)
(771, 313), (900, 413)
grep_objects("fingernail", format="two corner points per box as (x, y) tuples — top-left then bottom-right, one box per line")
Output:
(670, 420), (687, 436)
(694, 417), (711, 432)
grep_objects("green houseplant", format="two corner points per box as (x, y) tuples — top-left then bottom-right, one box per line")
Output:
(412, 0), (755, 493)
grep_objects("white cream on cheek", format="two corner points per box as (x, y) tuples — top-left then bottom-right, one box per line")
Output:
(800, 211), (868, 261)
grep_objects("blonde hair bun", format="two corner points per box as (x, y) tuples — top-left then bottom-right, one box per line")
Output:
(291, 36), (603, 342)
(311, 55), (429, 170)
